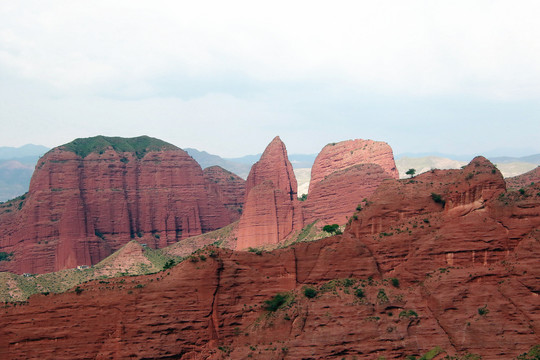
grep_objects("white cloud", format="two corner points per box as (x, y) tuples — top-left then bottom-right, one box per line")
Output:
(1, 1), (540, 99)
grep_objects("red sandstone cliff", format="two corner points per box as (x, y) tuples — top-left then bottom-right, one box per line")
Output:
(203, 166), (246, 223)
(0, 136), (240, 274)
(506, 166), (540, 189)
(1, 158), (539, 359)
(303, 139), (398, 225)
(308, 139), (398, 193)
(236, 137), (303, 249)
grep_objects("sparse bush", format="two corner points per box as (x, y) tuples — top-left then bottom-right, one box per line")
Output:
(323, 224), (340, 234)
(377, 289), (389, 304)
(163, 259), (176, 270)
(406, 168), (416, 178)
(298, 194), (307, 202)
(354, 287), (365, 298)
(516, 344), (540, 360)
(0, 252), (13, 262)
(478, 305), (489, 316)
(264, 293), (288, 311)
(431, 193), (445, 206)
(356, 204), (362, 211)
(303, 287), (317, 299)
(399, 310), (418, 319)
(74, 286), (83, 295)
(248, 247), (263, 255)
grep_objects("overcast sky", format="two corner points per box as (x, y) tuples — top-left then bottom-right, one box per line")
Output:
(1, 1), (539, 157)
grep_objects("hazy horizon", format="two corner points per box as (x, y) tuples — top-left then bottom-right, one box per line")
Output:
(1, 1), (540, 157)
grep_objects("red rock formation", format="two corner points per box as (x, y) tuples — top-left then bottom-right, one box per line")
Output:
(303, 139), (398, 225)
(506, 166), (540, 189)
(303, 163), (391, 225)
(348, 156), (513, 279)
(1, 172), (539, 360)
(203, 166), (246, 223)
(236, 137), (303, 249)
(0, 136), (236, 274)
(308, 139), (398, 194)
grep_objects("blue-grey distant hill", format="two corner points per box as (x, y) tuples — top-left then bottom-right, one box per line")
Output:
(185, 149), (317, 179)
(0, 144), (49, 160)
(0, 145), (50, 202)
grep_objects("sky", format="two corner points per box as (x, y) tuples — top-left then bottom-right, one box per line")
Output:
(1, 1), (540, 158)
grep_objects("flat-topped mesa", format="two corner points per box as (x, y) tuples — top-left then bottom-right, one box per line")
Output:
(308, 139), (398, 194)
(303, 139), (399, 225)
(0, 135), (235, 274)
(236, 136), (303, 249)
(203, 166), (246, 223)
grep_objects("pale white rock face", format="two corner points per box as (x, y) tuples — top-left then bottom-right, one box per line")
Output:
(396, 156), (467, 178)
(294, 168), (311, 196)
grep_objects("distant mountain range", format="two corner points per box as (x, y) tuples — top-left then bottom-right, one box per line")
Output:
(1, 144), (539, 202)
(0, 145), (50, 202)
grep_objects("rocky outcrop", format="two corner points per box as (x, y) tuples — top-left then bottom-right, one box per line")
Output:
(303, 139), (398, 225)
(203, 166), (246, 223)
(1, 165), (539, 359)
(236, 137), (303, 249)
(308, 139), (398, 193)
(348, 156), (512, 279)
(303, 163), (392, 224)
(0, 136), (238, 274)
(506, 166), (540, 189)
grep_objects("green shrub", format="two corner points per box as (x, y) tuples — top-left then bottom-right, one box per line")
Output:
(303, 287), (317, 299)
(322, 224), (340, 234)
(248, 247), (263, 255)
(163, 259), (176, 270)
(74, 286), (83, 295)
(399, 310), (418, 319)
(516, 344), (540, 360)
(519, 188), (526, 195)
(419, 347), (443, 360)
(478, 305), (489, 316)
(377, 289), (389, 304)
(390, 277), (400, 288)
(298, 194), (307, 201)
(354, 287), (365, 298)
(356, 204), (362, 211)
(431, 193), (445, 206)
(264, 293), (288, 311)
(0, 252), (13, 262)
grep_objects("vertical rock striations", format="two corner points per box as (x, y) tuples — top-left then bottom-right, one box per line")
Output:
(304, 139), (399, 225)
(203, 165), (246, 223)
(0, 136), (241, 274)
(236, 137), (303, 249)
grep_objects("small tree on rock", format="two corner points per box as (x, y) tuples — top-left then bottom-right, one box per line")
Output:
(406, 168), (416, 178)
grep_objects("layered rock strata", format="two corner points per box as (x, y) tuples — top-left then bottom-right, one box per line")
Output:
(203, 166), (246, 223)
(236, 137), (303, 249)
(1, 159), (539, 358)
(303, 139), (399, 224)
(0, 136), (242, 274)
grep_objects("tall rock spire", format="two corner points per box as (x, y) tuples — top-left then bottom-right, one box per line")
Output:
(236, 136), (303, 249)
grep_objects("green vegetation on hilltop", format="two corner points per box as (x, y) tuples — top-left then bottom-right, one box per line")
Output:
(62, 135), (178, 158)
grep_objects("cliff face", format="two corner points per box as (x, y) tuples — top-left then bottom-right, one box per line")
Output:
(0, 136), (239, 274)
(303, 139), (399, 225)
(308, 139), (398, 193)
(203, 166), (246, 223)
(236, 137), (303, 249)
(303, 163), (391, 224)
(1, 160), (539, 359)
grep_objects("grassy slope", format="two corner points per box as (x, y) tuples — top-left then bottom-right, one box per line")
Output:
(61, 135), (178, 158)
